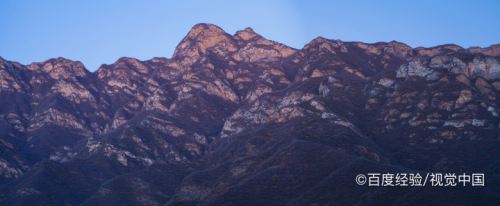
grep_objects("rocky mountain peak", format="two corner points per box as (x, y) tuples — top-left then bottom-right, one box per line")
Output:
(309, 36), (331, 44)
(113, 57), (151, 74)
(414, 44), (466, 57)
(96, 57), (151, 80)
(172, 23), (237, 60)
(0, 57), (28, 92)
(375, 41), (413, 58)
(468, 44), (500, 57)
(186, 23), (226, 38)
(234, 27), (259, 41)
(385, 40), (412, 50)
(28, 57), (89, 79)
(303, 36), (346, 53)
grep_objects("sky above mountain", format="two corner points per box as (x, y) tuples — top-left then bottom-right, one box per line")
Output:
(1, 0), (499, 71)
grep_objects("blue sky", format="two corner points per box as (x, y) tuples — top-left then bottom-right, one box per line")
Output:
(1, 0), (499, 71)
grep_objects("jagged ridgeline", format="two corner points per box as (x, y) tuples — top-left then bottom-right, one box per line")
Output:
(0, 23), (499, 205)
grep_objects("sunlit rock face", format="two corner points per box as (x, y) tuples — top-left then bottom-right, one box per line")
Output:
(28, 57), (89, 79)
(468, 44), (500, 57)
(1, 24), (500, 205)
(0, 58), (30, 92)
(174, 24), (236, 57)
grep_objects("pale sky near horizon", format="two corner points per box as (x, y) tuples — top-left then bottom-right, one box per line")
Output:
(1, 0), (500, 71)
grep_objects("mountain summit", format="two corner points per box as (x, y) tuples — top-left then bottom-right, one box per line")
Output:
(0, 24), (500, 205)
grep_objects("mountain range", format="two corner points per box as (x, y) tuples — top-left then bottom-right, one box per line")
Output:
(1, 23), (499, 205)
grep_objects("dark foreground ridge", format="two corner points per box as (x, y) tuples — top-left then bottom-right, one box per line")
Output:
(1, 23), (500, 205)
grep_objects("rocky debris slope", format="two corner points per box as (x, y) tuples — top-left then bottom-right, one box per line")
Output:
(0, 23), (499, 205)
